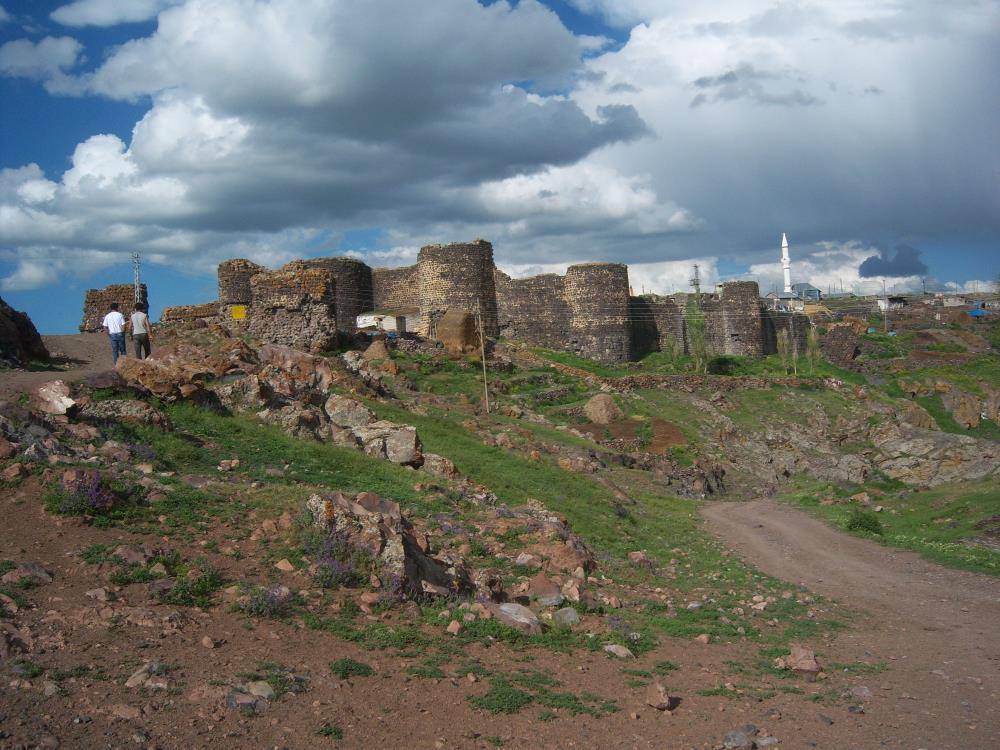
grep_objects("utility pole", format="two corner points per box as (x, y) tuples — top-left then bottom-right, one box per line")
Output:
(689, 263), (701, 300)
(131, 252), (142, 305)
(882, 278), (889, 333)
(475, 300), (490, 415)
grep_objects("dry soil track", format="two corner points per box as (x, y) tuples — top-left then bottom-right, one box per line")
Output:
(702, 499), (1000, 749)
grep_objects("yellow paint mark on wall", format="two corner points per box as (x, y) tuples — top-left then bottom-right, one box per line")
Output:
(230, 305), (246, 320)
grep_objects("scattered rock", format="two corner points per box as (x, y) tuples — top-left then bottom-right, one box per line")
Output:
(775, 644), (821, 680)
(245, 681), (276, 700)
(694, 633), (711, 645)
(32, 380), (76, 416)
(323, 394), (375, 428)
(645, 681), (679, 712)
(493, 603), (541, 634)
(552, 607), (580, 627)
(446, 620), (462, 635)
(527, 572), (564, 607)
(627, 550), (653, 568)
(2, 562), (52, 586)
(274, 558), (296, 573)
(602, 644), (634, 659)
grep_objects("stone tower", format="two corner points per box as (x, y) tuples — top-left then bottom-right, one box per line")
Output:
(417, 240), (499, 337)
(564, 263), (631, 363)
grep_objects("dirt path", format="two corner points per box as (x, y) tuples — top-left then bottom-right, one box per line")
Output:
(0, 333), (112, 399)
(702, 499), (1000, 748)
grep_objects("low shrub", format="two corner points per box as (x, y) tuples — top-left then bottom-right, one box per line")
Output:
(846, 508), (884, 536)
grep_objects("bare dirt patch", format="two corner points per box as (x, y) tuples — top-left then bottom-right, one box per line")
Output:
(702, 499), (1000, 750)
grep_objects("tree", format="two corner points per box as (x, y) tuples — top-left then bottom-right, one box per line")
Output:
(685, 296), (708, 374)
(806, 326), (821, 375)
(776, 329), (791, 374)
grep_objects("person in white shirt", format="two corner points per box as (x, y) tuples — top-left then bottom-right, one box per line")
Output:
(101, 303), (127, 365)
(128, 303), (153, 360)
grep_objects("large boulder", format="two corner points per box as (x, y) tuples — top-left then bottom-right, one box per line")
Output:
(584, 394), (623, 425)
(352, 421), (423, 466)
(304, 492), (468, 598)
(434, 308), (478, 355)
(323, 394), (375, 428)
(31, 381), (76, 415)
(258, 344), (338, 394)
(0, 297), (48, 368)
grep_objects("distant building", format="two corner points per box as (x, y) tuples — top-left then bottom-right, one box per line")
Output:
(940, 295), (965, 307)
(877, 296), (908, 311)
(790, 282), (822, 301)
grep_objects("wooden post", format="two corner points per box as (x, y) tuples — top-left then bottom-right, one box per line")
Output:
(476, 301), (490, 414)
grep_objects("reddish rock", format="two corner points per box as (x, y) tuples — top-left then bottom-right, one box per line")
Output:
(32, 380), (76, 415)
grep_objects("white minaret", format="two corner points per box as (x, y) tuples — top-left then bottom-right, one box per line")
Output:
(780, 233), (792, 293)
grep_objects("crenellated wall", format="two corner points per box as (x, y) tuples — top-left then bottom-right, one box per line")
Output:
(282, 257), (373, 332)
(371, 266), (419, 310)
(417, 240), (499, 337)
(564, 263), (632, 363)
(212, 242), (802, 362)
(495, 270), (571, 350)
(218, 259), (264, 305)
(80, 284), (148, 333)
(247, 269), (338, 353)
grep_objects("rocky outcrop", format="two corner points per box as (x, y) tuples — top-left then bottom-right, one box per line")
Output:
(0, 297), (48, 368)
(940, 388), (981, 429)
(870, 422), (999, 487)
(305, 492), (469, 598)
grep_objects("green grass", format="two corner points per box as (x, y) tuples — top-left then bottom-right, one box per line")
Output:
(781, 478), (1000, 575)
(328, 658), (374, 680)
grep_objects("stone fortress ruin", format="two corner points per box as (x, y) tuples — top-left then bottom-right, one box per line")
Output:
(84, 240), (809, 363)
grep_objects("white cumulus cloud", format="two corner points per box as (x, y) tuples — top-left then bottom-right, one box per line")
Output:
(51, 0), (181, 27)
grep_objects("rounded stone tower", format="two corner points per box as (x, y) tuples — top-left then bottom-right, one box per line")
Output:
(218, 259), (265, 305)
(282, 257), (373, 332)
(417, 240), (498, 336)
(564, 263), (631, 363)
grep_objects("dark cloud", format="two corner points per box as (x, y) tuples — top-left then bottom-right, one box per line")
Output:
(858, 244), (929, 278)
(689, 64), (820, 108)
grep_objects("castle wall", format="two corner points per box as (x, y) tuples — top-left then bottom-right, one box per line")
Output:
(564, 263), (631, 363)
(495, 270), (571, 350)
(282, 257), (373, 332)
(80, 284), (148, 333)
(418, 240), (499, 337)
(761, 309), (811, 356)
(159, 302), (220, 323)
(247, 269), (338, 353)
(720, 281), (764, 357)
(371, 265), (420, 312)
(218, 259), (264, 305)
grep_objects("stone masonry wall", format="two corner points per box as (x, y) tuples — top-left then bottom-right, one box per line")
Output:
(371, 265), (420, 312)
(80, 284), (148, 333)
(418, 240), (499, 337)
(159, 302), (220, 323)
(720, 281), (764, 357)
(218, 259), (264, 305)
(761, 309), (811, 356)
(495, 270), (571, 350)
(564, 263), (631, 363)
(282, 257), (373, 332)
(248, 270), (338, 352)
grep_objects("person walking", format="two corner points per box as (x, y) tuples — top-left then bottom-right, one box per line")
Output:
(102, 303), (127, 365)
(129, 303), (153, 360)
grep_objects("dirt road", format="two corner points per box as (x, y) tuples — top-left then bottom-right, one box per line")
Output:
(0, 333), (112, 399)
(702, 499), (1000, 748)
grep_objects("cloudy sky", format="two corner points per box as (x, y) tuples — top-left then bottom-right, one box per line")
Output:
(1, 0), (997, 332)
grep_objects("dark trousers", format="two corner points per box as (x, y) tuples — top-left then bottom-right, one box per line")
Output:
(133, 333), (151, 359)
(109, 333), (127, 364)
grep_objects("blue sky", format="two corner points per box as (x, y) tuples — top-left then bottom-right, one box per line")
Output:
(1, 0), (997, 333)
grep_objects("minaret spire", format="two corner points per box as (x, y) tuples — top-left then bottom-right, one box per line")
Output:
(780, 233), (792, 293)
